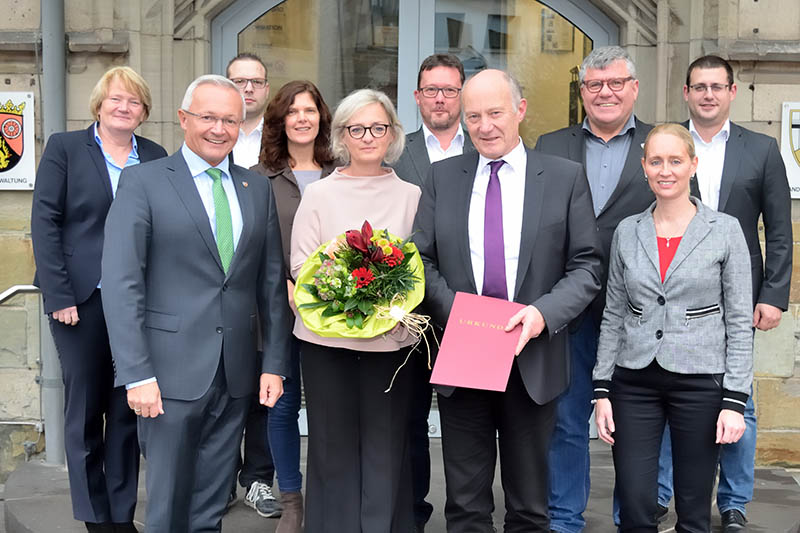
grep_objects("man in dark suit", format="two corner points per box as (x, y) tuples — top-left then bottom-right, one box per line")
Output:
(534, 46), (654, 533)
(31, 66), (167, 533)
(653, 54), (791, 533)
(391, 53), (474, 532)
(101, 75), (291, 532)
(414, 68), (602, 532)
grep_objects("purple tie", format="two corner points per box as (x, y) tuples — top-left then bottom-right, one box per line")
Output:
(483, 160), (507, 300)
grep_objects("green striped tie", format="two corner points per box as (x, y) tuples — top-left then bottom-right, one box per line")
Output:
(206, 168), (234, 274)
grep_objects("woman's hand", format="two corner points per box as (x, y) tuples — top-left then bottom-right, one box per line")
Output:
(716, 409), (746, 444)
(594, 398), (615, 445)
(287, 279), (296, 313)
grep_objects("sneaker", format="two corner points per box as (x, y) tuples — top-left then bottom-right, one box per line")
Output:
(245, 481), (282, 518)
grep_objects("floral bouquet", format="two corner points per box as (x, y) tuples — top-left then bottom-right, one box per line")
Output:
(294, 220), (427, 339)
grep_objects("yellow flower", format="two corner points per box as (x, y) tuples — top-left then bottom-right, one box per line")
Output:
(382, 245), (393, 255)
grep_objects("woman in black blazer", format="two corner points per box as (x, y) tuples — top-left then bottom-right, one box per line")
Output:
(249, 80), (335, 532)
(592, 123), (753, 532)
(31, 66), (167, 533)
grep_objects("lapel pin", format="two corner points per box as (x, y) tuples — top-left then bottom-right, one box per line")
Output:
(243, 181), (248, 188)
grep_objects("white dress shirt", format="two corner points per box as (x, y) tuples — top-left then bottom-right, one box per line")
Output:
(689, 119), (730, 211)
(126, 144), (244, 390)
(468, 139), (527, 300)
(422, 123), (465, 164)
(232, 117), (264, 169)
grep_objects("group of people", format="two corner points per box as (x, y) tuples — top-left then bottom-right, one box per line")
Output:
(28, 43), (790, 533)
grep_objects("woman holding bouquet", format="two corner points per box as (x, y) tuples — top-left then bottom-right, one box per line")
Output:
(251, 80), (336, 533)
(290, 88), (421, 531)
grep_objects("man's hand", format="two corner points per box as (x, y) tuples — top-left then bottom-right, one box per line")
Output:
(52, 306), (79, 326)
(753, 303), (782, 331)
(505, 305), (546, 355)
(127, 381), (164, 418)
(594, 398), (615, 445)
(716, 409), (746, 444)
(259, 373), (284, 408)
(287, 279), (296, 314)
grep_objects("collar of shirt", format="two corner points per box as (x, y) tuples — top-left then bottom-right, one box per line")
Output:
(581, 112), (636, 141)
(476, 137), (526, 177)
(181, 142), (232, 179)
(688, 118), (730, 146)
(238, 117), (264, 142)
(93, 122), (139, 166)
(422, 122), (465, 152)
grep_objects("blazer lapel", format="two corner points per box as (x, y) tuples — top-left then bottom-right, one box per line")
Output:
(513, 149), (546, 300)
(407, 129), (431, 184)
(599, 119), (647, 217)
(635, 209), (660, 274)
(663, 206), (712, 284)
(84, 126), (114, 203)
(165, 153), (225, 273)
(227, 167), (254, 278)
(717, 123), (744, 212)
(456, 152), (479, 294)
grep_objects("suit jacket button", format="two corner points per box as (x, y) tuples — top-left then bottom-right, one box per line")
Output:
(216, 327), (223, 334)
(655, 330), (663, 339)
(657, 296), (665, 305)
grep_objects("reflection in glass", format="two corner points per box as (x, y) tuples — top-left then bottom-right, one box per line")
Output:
(238, 0), (399, 107)
(434, 0), (592, 144)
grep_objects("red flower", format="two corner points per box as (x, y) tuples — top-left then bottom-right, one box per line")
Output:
(382, 245), (405, 267)
(352, 267), (375, 288)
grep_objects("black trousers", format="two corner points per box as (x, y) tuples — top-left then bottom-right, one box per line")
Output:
(236, 391), (275, 489)
(301, 341), (414, 533)
(437, 362), (557, 533)
(138, 357), (249, 533)
(612, 361), (722, 533)
(49, 289), (139, 524)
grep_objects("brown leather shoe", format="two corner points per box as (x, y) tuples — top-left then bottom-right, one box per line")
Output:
(275, 491), (303, 533)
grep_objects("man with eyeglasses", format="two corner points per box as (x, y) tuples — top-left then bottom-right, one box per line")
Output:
(227, 53), (270, 169)
(651, 55), (791, 533)
(224, 52), (283, 520)
(534, 45), (654, 533)
(390, 53), (474, 533)
(101, 74), (290, 532)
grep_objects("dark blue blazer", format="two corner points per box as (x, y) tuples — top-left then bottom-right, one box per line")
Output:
(31, 124), (167, 313)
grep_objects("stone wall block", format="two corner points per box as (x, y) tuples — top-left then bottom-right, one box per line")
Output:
(753, 84), (797, 122)
(0, 305), (28, 367)
(0, 192), (33, 232)
(0, 368), (40, 420)
(754, 306), (796, 378)
(6, 0), (39, 31)
(0, 236), (35, 294)
(729, 81), (753, 123)
(756, 378), (800, 429)
(790, 245), (800, 304)
(756, 431), (800, 466)
(738, 0), (800, 41)
(0, 424), (43, 483)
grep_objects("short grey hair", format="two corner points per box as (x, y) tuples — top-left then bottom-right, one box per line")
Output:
(180, 74), (246, 118)
(462, 69), (525, 113)
(578, 46), (637, 83)
(331, 89), (405, 165)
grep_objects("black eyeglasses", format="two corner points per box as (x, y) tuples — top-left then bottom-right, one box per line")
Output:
(181, 109), (242, 128)
(418, 86), (461, 99)
(581, 77), (634, 93)
(230, 78), (268, 89)
(687, 83), (730, 94)
(344, 124), (390, 139)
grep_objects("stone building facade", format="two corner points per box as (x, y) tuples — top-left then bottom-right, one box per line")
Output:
(0, 0), (799, 479)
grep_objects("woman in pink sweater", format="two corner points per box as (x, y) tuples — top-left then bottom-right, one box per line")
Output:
(290, 89), (421, 532)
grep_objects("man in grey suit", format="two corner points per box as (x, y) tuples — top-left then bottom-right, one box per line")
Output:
(391, 53), (474, 532)
(534, 46), (654, 533)
(414, 69), (602, 532)
(101, 75), (291, 532)
(652, 54), (792, 533)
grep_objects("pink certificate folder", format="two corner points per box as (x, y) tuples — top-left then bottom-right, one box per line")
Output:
(430, 292), (526, 392)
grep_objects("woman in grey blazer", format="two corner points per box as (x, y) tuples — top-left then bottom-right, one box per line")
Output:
(592, 124), (753, 532)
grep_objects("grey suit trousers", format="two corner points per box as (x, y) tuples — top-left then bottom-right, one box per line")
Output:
(138, 358), (248, 533)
